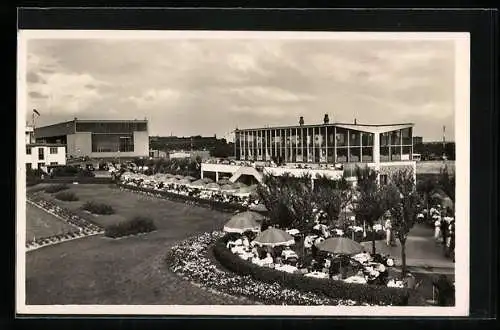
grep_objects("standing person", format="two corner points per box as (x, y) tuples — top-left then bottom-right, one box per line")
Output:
(384, 215), (392, 247)
(434, 215), (441, 243)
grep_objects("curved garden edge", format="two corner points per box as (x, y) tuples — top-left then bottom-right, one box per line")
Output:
(25, 199), (105, 252)
(166, 231), (387, 306)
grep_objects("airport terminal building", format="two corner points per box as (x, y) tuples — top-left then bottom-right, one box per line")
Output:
(34, 118), (149, 159)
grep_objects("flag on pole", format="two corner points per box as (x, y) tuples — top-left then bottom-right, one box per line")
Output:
(33, 109), (40, 116)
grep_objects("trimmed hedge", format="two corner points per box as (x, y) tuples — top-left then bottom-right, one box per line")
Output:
(82, 201), (115, 215)
(54, 191), (79, 201)
(213, 234), (422, 306)
(104, 216), (156, 238)
(45, 184), (70, 193)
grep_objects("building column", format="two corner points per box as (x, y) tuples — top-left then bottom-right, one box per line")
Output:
(373, 132), (381, 184)
(201, 170), (204, 179)
(216, 171), (219, 182)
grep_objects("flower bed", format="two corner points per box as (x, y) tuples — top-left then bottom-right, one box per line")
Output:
(212, 234), (423, 306)
(54, 191), (79, 201)
(104, 216), (157, 238)
(82, 201), (115, 215)
(167, 231), (383, 306)
(26, 198), (104, 251)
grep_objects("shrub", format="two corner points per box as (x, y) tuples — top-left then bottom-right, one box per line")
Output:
(54, 191), (79, 202)
(104, 216), (156, 238)
(76, 169), (96, 178)
(44, 184), (69, 193)
(213, 235), (418, 306)
(82, 201), (115, 215)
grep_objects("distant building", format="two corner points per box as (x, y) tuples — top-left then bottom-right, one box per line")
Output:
(34, 118), (149, 159)
(413, 136), (423, 144)
(25, 142), (66, 172)
(149, 149), (167, 159)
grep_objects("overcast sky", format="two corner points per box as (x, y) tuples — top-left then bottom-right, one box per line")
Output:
(25, 37), (456, 142)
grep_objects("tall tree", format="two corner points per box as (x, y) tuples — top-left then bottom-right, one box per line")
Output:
(438, 165), (455, 202)
(257, 173), (294, 229)
(314, 174), (353, 228)
(352, 166), (400, 254)
(389, 167), (420, 277)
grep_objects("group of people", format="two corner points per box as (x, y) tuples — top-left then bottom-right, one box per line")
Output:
(431, 205), (456, 261)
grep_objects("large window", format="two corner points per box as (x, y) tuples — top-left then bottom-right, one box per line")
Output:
(336, 127), (348, 147)
(38, 147), (44, 160)
(91, 133), (134, 152)
(337, 148), (348, 162)
(362, 133), (374, 146)
(349, 147), (361, 162)
(26, 147), (31, 155)
(380, 132), (390, 146)
(402, 127), (412, 145)
(50, 147), (58, 154)
(361, 147), (373, 162)
(380, 146), (389, 161)
(349, 130), (361, 147)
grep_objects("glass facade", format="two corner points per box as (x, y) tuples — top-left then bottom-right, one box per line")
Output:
(235, 125), (413, 164)
(91, 133), (134, 152)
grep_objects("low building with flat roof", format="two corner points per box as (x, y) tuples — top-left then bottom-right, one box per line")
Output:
(34, 118), (149, 159)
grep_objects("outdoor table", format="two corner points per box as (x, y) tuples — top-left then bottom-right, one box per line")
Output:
(344, 276), (367, 284)
(304, 271), (329, 279)
(231, 246), (246, 254)
(275, 264), (298, 274)
(282, 250), (299, 260)
(238, 252), (254, 260)
(387, 279), (404, 288)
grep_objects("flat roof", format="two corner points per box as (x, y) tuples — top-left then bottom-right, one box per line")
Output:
(27, 143), (66, 147)
(235, 122), (414, 133)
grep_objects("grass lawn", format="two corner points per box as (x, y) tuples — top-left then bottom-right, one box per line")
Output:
(26, 184), (255, 305)
(25, 202), (79, 242)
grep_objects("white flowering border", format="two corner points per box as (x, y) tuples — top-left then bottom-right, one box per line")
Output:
(26, 195), (104, 252)
(167, 231), (378, 306)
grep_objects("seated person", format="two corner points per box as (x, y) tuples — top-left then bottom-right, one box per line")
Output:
(262, 253), (274, 266)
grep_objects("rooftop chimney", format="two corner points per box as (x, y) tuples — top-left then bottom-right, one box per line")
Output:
(323, 114), (330, 124)
(299, 116), (304, 126)
(354, 118), (357, 125)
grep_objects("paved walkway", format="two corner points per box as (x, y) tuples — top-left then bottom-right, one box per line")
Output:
(361, 223), (455, 273)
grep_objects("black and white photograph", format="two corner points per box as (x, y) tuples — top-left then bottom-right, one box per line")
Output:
(16, 30), (470, 316)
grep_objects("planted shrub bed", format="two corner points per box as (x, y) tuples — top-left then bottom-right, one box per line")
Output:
(82, 201), (115, 215)
(167, 232), (371, 305)
(104, 216), (157, 238)
(213, 234), (422, 306)
(44, 184), (70, 194)
(54, 191), (79, 202)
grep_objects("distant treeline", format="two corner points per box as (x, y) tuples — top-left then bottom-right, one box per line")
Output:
(149, 135), (234, 158)
(413, 142), (455, 160)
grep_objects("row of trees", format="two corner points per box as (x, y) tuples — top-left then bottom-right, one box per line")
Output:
(257, 166), (421, 276)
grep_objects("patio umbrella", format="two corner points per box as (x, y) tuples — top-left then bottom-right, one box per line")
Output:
(184, 175), (196, 181)
(252, 227), (295, 247)
(174, 174), (184, 180)
(233, 182), (247, 188)
(316, 237), (364, 255)
(205, 182), (220, 190)
(164, 173), (174, 178)
(223, 212), (262, 234)
(190, 179), (206, 188)
(220, 184), (237, 191)
(217, 178), (232, 185)
(249, 203), (268, 213)
(202, 177), (214, 184)
(178, 178), (191, 185)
